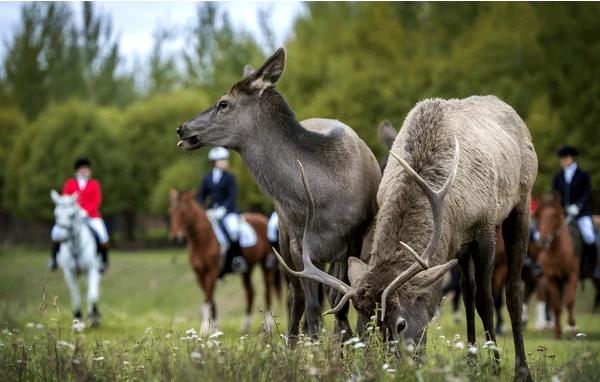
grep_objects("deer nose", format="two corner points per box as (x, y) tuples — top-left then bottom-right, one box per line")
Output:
(396, 317), (407, 333)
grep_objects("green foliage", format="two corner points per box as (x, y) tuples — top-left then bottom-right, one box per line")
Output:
(2, 100), (124, 219)
(119, 90), (210, 212)
(0, 107), (25, 207)
(149, 159), (205, 215)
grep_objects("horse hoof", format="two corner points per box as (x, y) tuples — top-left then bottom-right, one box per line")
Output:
(241, 314), (252, 333)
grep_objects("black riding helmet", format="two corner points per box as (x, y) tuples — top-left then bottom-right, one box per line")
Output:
(74, 157), (91, 170)
(557, 145), (578, 158)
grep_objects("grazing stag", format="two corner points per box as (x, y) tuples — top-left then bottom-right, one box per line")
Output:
(169, 190), (281, 334)
(176, 48), (381, 339)
(535, 194), (579, 339)
(280, 97), (537, 381)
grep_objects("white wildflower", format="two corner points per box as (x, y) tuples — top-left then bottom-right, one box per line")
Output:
(72, 320), (85, 333)
(190, 351), (202, 360)
(93, 356), (105, 362)
(209, 331), (223, 339)
(35, 323), (44, 330)
(484, 340), (496, 348)
(308, 366), (318, 376)
(353, 342), (366, 349)
(551, 376), (560, 382)
(343, 337), (360, 346)
(26, 323), (34, 329)
(436, 326), (442, 331)
(406, 343), (415, 353)
(576, 332), (586, 338)
(165, 333), (172, 339)
(185, 328), (197, 336)
(454, 341), (465, 350)
(468, 345), (478, 354)
(2, 328), (13, 336)
(57, 340), (75, 351)
(144, 327), (153, 334)
(123, 361), (129, 365)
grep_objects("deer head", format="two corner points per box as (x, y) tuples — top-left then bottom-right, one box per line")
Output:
(273, 138), (460, 341)
(176, 48), (286, 151)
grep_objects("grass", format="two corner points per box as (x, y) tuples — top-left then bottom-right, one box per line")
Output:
(1, 247), (599, 381)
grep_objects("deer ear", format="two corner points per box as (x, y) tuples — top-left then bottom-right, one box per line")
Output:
(410, 260), (458, 294)
(378, 120), (397, 149)
(51, 190), (61, 204)
(348, 257), (368, 285)
(243, 65), (255, 78)
(248, 48), (285, 95)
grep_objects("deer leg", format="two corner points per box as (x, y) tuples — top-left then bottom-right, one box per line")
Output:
(301, 278), (322, 338)
(459, 252), (476, 345)
(502, 205), (532, 382)
(328, 260), (352, 341)
(241, 269), (254, 333)
(473, 230), (500, 369)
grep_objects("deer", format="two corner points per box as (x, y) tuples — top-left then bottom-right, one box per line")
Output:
(175, 48), (382, 340)
(276, 96), (537, 381)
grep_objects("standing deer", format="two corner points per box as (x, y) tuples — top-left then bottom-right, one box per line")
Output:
(278, 96), (537, 381)
(176, 48), (381, 340)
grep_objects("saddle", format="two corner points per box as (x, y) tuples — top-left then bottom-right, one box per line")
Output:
(205, 212), (257, 269)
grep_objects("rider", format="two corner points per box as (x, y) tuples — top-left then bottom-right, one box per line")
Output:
(198, 147), (248, 274)
(49, 157), (110, 273)
(552, 145), (597, 278)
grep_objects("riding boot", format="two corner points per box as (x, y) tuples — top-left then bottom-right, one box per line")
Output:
(229, 240), (248, 274)
(99, 243), (110, 274)
(48, 242), (60, 271)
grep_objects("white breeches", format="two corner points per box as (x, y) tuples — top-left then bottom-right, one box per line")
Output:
(87, 218), (109, 244)
(577, 216), (596, 245)
(267, 212), (279, 243)
(223, 213), (240, 242)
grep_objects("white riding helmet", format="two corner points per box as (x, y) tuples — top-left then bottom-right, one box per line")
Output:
(208, 146), (229, 161)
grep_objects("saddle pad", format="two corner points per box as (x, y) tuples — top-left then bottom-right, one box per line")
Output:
(239, 218), (257, 248)
(206, 216), (258, 257)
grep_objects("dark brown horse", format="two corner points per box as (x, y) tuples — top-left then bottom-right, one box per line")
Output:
(535, 194), (579, 339)
(169, 189), (281, 334)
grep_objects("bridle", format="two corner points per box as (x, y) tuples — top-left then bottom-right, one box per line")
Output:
(536, 212), (574, 250)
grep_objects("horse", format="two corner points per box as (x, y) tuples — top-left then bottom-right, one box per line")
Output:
(169, 189), (281, 335)
(535, 194), (579, 339)
(50, 190), (102, 330)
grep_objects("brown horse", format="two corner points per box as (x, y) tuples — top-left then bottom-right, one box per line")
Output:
(169, 189), (281, 335)
(535, 194), (579, 339)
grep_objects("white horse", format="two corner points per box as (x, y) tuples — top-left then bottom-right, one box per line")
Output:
(50, 190), (102, 330)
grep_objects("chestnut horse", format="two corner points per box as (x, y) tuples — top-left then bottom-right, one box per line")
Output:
(169, 190), (281, 335)
(535, 194), (579, 339)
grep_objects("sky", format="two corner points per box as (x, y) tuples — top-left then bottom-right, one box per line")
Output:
(0, 1), (305, 67)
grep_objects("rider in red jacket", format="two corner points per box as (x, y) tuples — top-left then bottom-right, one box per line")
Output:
(49, 158), (110, 272)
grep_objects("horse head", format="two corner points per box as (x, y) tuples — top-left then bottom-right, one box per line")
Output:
(535, 193), (564, 250)
(51, 190), (83, 243)
(169, 189), (207, 245)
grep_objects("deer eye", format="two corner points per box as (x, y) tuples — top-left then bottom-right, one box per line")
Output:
(217, 100), (228, 110)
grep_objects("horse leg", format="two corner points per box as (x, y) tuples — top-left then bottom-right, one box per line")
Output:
(62, 267), (82, 322)
(198, 271), (217, 335)
(459, 251), (476, 345)
(545, 277), (562, 339)
(241, 269), (254, 333)
(261, 263), (275, 332)
(565, 273), (578, 333)
(473, 229), (500, 370)
(534, 279), (547, 331)
(87, 267), (101, 327)
(502, 205), (533, 382)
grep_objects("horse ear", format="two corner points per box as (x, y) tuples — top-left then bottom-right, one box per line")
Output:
(51, 190), (61, 204)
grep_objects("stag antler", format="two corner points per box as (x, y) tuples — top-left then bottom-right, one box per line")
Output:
(380, 136), (460, 321)
(272, 160), (355, 309)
